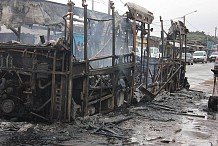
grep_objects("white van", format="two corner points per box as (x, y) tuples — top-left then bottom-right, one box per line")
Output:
(150, 47), (161, 58)
(135, 47), (161, 59)
(193, 51), (207, 63)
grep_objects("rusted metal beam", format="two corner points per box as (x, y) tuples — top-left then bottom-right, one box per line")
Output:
(47, 27), (51, 42)
(67, 0), (75, 122)
(140, 22), (144, 84)
(82, 0), (89, 116)
(50, 50), (57, 121)
(111, 1), (115, 66)
(146, 24), (151, 88)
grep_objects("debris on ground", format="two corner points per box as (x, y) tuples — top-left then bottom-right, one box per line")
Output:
(0, 89), (217, 146)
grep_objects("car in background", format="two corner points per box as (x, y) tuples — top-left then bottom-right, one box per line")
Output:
(193, 51), (207, 63)
(181, 53), (193, 65)
(150, 47), (161, 58)
(208, 51), (218, 62)
(214, 56), (218, 70)
(135, 47), (162, 59)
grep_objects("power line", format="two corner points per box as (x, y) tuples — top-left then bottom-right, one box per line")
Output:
(119, 0), (125, 5)
(152, 23), (171, 28)
(87, 0), (107, 6)
(186, 20), (199, 31)
(93, 0), (107, 6)
(152, 16), (182, 24)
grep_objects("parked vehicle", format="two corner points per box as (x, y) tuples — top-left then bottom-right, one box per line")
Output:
(181, 53), (193, 65)
(193, 51), (207, 63)
(150, 47), (161, 58)
(214, 57), (218, 70)
(135, 47), (161, 59)
(208, 51), (218, 62)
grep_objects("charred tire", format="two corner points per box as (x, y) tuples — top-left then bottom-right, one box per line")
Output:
(1, 99), (15, 114)
(208, 96), (218, 111)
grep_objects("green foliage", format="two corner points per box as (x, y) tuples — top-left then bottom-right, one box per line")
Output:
(187, 31), (215, 45)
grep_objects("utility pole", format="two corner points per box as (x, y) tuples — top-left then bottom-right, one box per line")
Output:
(182, 10), (197, 71)
(183, 10), (197, 25)
(215, 27), (217, 44)
(92, 0), (94, 10)
(108, 0), (110, 15)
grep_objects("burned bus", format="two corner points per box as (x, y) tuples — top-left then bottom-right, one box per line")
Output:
(0, 0), (188, 122)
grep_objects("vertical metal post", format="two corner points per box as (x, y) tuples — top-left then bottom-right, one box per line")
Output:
(184, 29), (187, 71)
(160, 17), (164, 58)
(110, 1), (116, 111)
(172, 22), (176, 59)
(82, 0), (89, 116)
(111, 2), (115, 66)
(108, 0), (111, 15)
(132, 13), (137, 100)
(179, 30), (183, 60)
(67, 0), (75, 122)
(83, 2), (88, 61)
(160, 16), (164, 82)
(47, 27), (51, 42)
(215, 27), (217, 44)
(140, 22), (144, 84)
(178, 29), (183, 89)
(92, 0), (94, 10)
(132, 13), (136, 65)
(50, 50), (57, 121)
(17, 26), (21, 42)
(146, 24), (151, 88)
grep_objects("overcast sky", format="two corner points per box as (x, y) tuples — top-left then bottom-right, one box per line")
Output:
(48, 0), (218, 37)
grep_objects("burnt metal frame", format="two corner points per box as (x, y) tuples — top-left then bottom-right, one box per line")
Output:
(0, 1), (188, 122)
(0, 0), (134, 122)
(79, 0), (134, 116)
(126, 2), (188, 96)
(0, 44), (70, 121)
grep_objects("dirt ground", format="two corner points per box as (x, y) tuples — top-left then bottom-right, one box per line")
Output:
(0, 86), (217, 146)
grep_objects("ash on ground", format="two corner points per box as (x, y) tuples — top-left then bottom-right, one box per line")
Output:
(1, 89), (217, 146)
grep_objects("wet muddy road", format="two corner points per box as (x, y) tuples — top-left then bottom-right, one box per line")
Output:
(0, 62), (218, 146)
(186, 62), (214, 93)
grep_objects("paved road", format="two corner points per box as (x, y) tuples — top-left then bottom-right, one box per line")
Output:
(186, 62), (214, 93)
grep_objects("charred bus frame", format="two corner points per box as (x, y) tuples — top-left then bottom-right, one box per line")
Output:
(0, 0), (188, 122)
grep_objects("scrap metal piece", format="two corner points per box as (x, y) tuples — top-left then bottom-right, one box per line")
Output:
(125, 2), (154, 24)
(138, 84), (155, 100)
